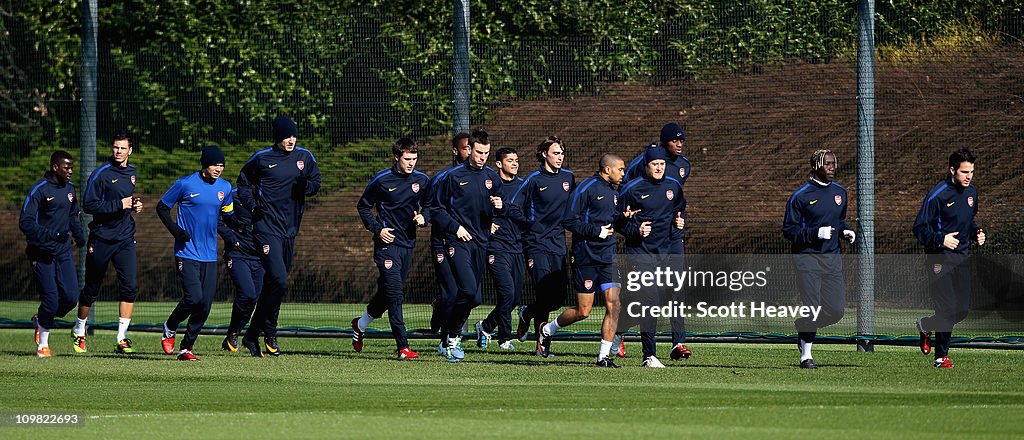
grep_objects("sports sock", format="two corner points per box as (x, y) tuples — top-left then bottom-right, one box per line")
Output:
(117, 317), (130, 341)
(74, 318), (87, 337)
(599, 339), (613, 359)
(543, 320), (561, 336)
(800, 341), (813, 362)
(39, 328), (50, 347)
(357, 312), (373, 332)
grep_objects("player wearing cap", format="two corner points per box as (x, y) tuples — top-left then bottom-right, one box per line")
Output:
(235, 115), (321, 357)
(615, 122), (693, 359)
(617, 146), (685, 368)
(157, 146), (235, 361)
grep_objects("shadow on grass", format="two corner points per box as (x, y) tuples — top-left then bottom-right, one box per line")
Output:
(0, 349), (171, 361)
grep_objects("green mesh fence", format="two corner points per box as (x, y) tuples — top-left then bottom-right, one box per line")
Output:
(2, 2), (1023, 345)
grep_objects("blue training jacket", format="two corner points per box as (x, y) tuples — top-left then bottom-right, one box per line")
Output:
(160, 172), (235, 262)
(562, 173), (623, 266)
(82, 158), (138, 242)
(430, 162), (503, 247)
(236, 145), (321, 239)
(217, 187), (259, 258)
(624, 145), (691, 247)
(428, 162), (461, 252)
(19, 172), (84, 255)
(913, 178), (980, 255)
(357, 165), (432, 249)
(507, 167), (575, 256)
(488, 175), (526, 255)
(617, 174), (685, 254)
(782, 179), (851, 254)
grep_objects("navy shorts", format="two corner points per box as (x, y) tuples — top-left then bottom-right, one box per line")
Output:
(572, 264), (620, 294)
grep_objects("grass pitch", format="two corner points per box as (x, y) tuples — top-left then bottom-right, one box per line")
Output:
(1, 329), (1023, 439)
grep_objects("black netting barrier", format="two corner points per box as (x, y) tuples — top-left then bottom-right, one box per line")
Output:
(2, 1), (1023, 345)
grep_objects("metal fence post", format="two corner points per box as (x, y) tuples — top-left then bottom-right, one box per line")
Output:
(79, 0), (98, 333)
(856, 0), (876, 352)
(452, 0), (471, 134)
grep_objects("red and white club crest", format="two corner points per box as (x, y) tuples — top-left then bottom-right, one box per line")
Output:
(436, 253), (444, 263)
(411, 183), (420, 193)
(584, 280), (593, 290)
(834, 195), (842, 205)
(296, 160), (305, 171)
(384, 259), (393, 270)
(967, 196), (974, 207)
(448, 247), (456, 257)
(263, 244), (270, 255)
(666, 190), (674, 201)
(217, 191), (225, 201)
(563, 181), (570, 191)
(488, 255), (495, 265)
(130, 175), (136, 185)
(67, 193), (74, 202)
(680, 168), (686, 178)
(485, 179), (493, 190)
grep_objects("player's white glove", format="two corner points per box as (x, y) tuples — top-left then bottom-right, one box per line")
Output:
(843, 229), (856, 244)
(817, 226), (833, 240)
(598, 224), (613, 239)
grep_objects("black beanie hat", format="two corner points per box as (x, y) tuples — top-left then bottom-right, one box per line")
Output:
(660, 122), (685, 143)
(272, 115), (298, 142)
(200, 145), (225, 167)
(644, 145), (668, 162)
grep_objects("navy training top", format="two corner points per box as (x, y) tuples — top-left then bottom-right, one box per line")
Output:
(507, 167), (575, 256)
(782, 179), (851, 254)
(236, 145), (321, 238)
(357, 165), (432, 249)
(913, 178), (980, 255)
(82, 159), (138, 242)
(19, 172), (84, 255)
(617, 175), (685, 254)
(562, 173), (622, 266)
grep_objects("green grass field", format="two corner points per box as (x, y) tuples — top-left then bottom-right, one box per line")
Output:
(3, 301), (1023, 341)
(1, 329), (1023, 439)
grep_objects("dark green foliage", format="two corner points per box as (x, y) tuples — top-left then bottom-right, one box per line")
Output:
(0, 137), (389, 205)
(3, 0), (1021, 198)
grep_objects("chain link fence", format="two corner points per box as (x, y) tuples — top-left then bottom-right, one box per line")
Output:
(2, 1), (1022, 342)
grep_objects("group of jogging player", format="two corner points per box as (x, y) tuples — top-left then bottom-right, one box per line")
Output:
(21, 119), (983, 368)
